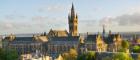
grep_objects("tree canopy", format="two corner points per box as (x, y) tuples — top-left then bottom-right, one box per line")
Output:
(61, 48), (78, 60)
(112, 52), (133, 60)
(0, 48), (18, 60)
(132, 45), (140, 53)
(77, 51), (96, 60)
(119, 40), (130, 53)
(122, 40), (129, 49)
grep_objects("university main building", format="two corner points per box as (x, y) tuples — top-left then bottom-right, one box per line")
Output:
(2, 4), (124, 59)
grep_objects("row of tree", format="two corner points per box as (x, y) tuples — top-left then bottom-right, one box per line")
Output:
(57, 48), (135, 60)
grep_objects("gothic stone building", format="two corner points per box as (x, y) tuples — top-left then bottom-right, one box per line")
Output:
(2, 4), (80, 58)
(2, 3), (125, 59)
(2, 34), (48, 55)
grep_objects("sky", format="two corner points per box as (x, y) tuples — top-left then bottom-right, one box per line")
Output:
(1, 0), (140, 34)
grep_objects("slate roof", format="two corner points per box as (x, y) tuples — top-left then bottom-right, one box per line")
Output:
(105, 34), (119, 44)
(86, 34), (97, 43)
(49, 36), (79, 41)
(10, 37), (39, 44)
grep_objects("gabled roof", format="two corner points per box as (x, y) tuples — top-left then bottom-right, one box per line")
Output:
(48, 29), (68, 37)
(10, 37), (40, 44)
(37, 36), (48, 42)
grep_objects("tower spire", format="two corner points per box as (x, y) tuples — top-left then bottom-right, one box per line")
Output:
(71, 3), (75, 17)
(68, 3), (78, 36)
(72, 2), (74, 10)
(102, 24), (105, 37)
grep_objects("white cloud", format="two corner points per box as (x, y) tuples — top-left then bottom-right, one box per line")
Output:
(99, 12), (140, 26)
(126, 7), (140, 14)
(38, 4), (67, 13)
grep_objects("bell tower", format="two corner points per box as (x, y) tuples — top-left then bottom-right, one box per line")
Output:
(68, 3), (78, 36)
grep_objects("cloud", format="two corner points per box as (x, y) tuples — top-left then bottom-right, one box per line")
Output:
(31, 16), (67, 30)
(47, 5), (64, 12)
(99, 13), (140, 26)
(32, 16), (47, 21)
(38, 4), (67, 13)
(80, 20), (96, 26)
(4, 15), (15, 20)
(125, 7), (140, 14)
(92, 7), (103, 12)
(0, 21), (32, 30)
(4, 14), (26, 21)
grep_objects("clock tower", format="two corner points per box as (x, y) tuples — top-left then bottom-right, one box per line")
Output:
(68, 3), (78, 36)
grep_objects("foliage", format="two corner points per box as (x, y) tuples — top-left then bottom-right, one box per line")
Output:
(137, 54), (140, 60)
(0, 48), (5, 60)
(136, 39), (140, 44)
(122, 40), (129, 49)
(132, 45), (140, 53)
(118, 40), (130, 53)
(112, 52), (133, 60)
(69, 48), (78, 60)
(103, 56), (111, 60)
(0, 48), (18, 60)
(77, 51), (96, 60)
(62, 52), (69, 60)
(62, 48), (78, 60)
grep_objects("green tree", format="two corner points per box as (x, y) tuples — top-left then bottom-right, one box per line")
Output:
(132, 45), (140, 53)
(112, 52), (133, 60)
(122, 40), (129, 49)
(119, 40), (130, 52)
(5, 49), (18, 60)
(0, 48), (5, 60)
(0, 48), (18, 60)
(69, 48), (78, 60)
(62, 48), (78, 60)
(137, 54), (140, 60)
(77, 51), (96, 60)
(103, 56), (111, 60)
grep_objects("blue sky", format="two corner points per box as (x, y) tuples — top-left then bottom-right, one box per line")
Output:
(1, 0), (140, 34)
